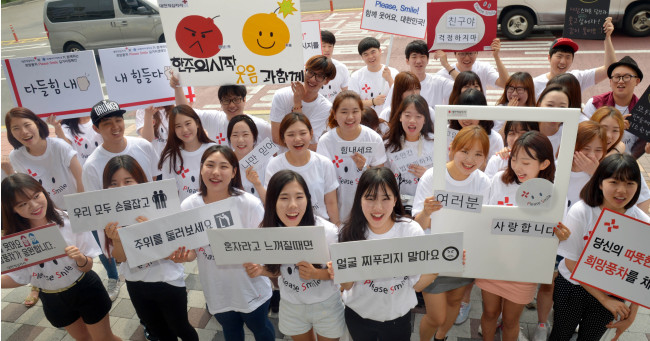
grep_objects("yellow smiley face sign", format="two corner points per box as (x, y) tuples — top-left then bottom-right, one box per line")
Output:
(242, 12), (290, 56)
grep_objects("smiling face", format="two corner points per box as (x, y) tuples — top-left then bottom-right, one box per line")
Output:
(94, 116), (125, 143)
(229, 121), (255, 159)
(174, 113), (198, 146)
(506, 82), (529, 105)
(13, 189), (48, 227)
(600, 116), (621, 150)
(361, 47), (382, 70)
(580, 137), (605, 163)
(322, 42), (334, 58)
(451, 140), (485, 178)
(600, 177), (638, 212)
(10, 118), (42, 149)
(400, 103), (425, 141)
(406, 52), (428, 76)
(549, 51), (573, 75)
(609, 65), (641, 98)
(283, 121), (312, 154)
(276, 180), (308, 227)
(510, 148), (550, 183)
(220, 95), (246, 118)
(539, 90), (569, 108)
(200, 152), (236, 196)
(242, 12), (290, 56)
(108, 168), (138, 188)
(361, 185), (397, 234)
(335, 98), (362, 133)
(455, 52), (478, 72)
(459, 119), (479, 128)
(176, 15), (223, 58)
(506, 124), (528, 148)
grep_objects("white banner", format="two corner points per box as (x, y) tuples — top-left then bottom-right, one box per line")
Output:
(301, 20), (322, 64)
(98, 43), (194, 110)
(239, 137), (279, 172)
(118, 198), (241, 268)
(572, 209), (650, 309)
(2, 51), (103, 119)
(207, 226), (330, 265)
(1, 223), (68, 274)
(329, 232), (463, 284)
(360, 0), (427, 38)
(64, 179), (181, 233)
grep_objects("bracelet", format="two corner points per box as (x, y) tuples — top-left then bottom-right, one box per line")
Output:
(292, 105), (302, 111)
(447, 68), (455, 74)
(76, 256), (89, 268)
(371, 98), (375, 106)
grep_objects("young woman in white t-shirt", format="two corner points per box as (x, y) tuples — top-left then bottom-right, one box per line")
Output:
(493, 72), (536, 133)
(227, 115), (268, 202)
(553, 154), (646, 340)
(136, 105), (173, 157)
(384, 94), (434, 213)
(536, 85), (571, 157)
(484, 121), (539, 179)
(47, 115), (103, 166)
(245, 170), (345, 340)
(331, 167), (437, 341)
(157, 105), (215, 202)
(1, 173), (119, 341)
(168, 145), (275, 340)
(317, 91), (386, 222)
(266, 113), (340, 225)
(379, 71), (421, 122)
(102, 155), (198, 341)
(590, 106), (626, 156)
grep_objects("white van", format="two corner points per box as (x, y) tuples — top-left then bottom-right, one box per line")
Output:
(44, 0), (165, 53)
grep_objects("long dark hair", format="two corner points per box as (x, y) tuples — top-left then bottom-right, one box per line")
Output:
(502, 131), (555, 184)
(327, 90), (363, 129)
(448, 71), (483, 105)
(1, 173), (63, 235)
(496, 72), (536, 107)
(227, 115), (259, 144)
(339, 167), (406, 242)
(581, 153), (642, 210)
(389, 71), (421, 120)
(384, 94), (434, 153)
(61, 118), (83, 136)
(5, 107), (50, 149)
(153, 105), (173, 139)
(198, 145), (243, 197)
(158, 104), (214, 173)
(449, 89), (494, 135)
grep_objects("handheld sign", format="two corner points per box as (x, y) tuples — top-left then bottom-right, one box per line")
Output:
(159, 0), (305, 86)
(239, 137), (280, 173)
(426, 0), (497, 52)
(563, 0), (610, 40)
(360, 0), (427, 39)
(207, 226), (330, 265)
(572, 209), (650, 309)
(118, 198), (241, 268)
(329, 232), (463, 284)
(1, 224), (68, 274)
(627, 84), (650, 142)
(301, 20), (322, 64)
(2, 51), (103, 119)
(334, 141), (379, 158)
(64, 179), (181, 233)
(434, 190), (483, 213)
(98, 43), (195, 110)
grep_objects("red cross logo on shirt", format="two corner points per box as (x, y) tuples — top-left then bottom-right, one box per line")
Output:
(583, 229), (594, 241)
(361, 84), (371, 93)
(521, 191), (530, 198)
(182, 0), (187, 3)
(176, 167), (190, 178)
(332, 155), (343, 168)
(27, 169), (38, 177)
(73, 136), (84, 146)
(604, 219), (619, 232)
(216, 133), (226, 144)
(497, 197), (513, 206)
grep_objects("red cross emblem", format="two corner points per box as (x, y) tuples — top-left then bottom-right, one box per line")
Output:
(27, 169), (37, 177)
(521, 191), (529, 198)
(332, 155), (343, 168)
(73, 136), (84, 146)
(176, 167), (190, 178)
(583, 229), (594, 241)
(361, 84), (371, 93)
(497, 197), (513, 206)
(216, 133), (226, 144)
(604, 219), (619, 232)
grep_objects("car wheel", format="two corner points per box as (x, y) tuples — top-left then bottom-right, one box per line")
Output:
(159, 34), (165, 43)
(623, 3), (650, 37)
(500, 9), (534, 40)
(64, 42), (85, 52)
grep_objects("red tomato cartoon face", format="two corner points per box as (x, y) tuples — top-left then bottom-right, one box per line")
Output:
(175, 15), (223, 58)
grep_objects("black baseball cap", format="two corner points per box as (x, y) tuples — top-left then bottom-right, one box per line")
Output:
(90, 100), (126, 127)
(607, 56), (643, 81)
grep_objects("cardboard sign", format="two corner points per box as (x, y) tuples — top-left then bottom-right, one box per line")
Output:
(64, 179), (181, 233)
(360, 0), (427, 39)
(572, 209), (650, 309)
(207, 226), (330, 265)
(492, 219), (557, 238)
(433, 106), (579, 283)
(388, 148), (433, 174)
(118, 198), (241, 268)
(563, 0), (610, 40)
(426, 0), (497, 52)
(239, 137), (279, 172)
(434, 190), (483, 213)
(627, 84), (650, 142)
(334, 141), (379, 158)
(1, 224), (68, 274)
(2, 51), (103, 119)
(329, 232), (463, 284)
(301, 20), (322, 64)
(159, 0), (305, 86)
(98, 43), (195, 110)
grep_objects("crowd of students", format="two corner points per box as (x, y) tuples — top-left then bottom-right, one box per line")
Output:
(1, 18), (648, 341)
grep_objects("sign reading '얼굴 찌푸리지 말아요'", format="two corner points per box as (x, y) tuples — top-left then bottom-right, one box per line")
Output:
(563, 0), (610, 40)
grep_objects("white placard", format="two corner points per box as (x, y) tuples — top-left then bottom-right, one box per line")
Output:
(329, 232), (463, 284)
(2, 51), (103, 119)
(64, 179), (181, 233)
(159, 0), (305, 86)
(98, 43), (194, 110)
(118, 198), (241, 268)
(334, 141), (379, 158)
(361, 0), (427, 39)
(207, 226), (330, 265)
(491, 219), (557, 238)
(572, 209), (650, 309)
(435, 33), (480, 44)
(434, 190), (483, 213)
(388, 149), (433, 174)
(433, 105), (579, 283)
(301, 20), (322, 64)
(1, 223), (68, 274)
(446, 14), (478, 28)
(239, 137), (280, 172)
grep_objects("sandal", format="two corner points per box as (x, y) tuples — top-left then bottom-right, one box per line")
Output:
(23, 286), (39, 307)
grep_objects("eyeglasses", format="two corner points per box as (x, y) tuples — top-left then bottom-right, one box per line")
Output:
(456, 52), (477, 58)
(220, 97), (243, 105)
(506, 86), (526, 94)
(305, 69), (326, 82)
(610, 74), (639, 83)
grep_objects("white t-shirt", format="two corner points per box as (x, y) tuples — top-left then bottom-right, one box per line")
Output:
(181, 191), (272, 314)
(265, 152), (339, 220)
(82, 136), (160, 192)
(488, 171), (520, 206)
(278, 217), (340, 304)
(62, 120), (103, 166)
(378, 105), (435, 124)
(385, 135), (435, 197)
(558, 201), (650, 284)
(383, 74), (454, 112)
(349, 65), (399, 114)
(269, 87), (332, 143)
(240, 157), (270, 200)
(533, 68), (597, 100)
(319, 58), (350, 102)
(341, 219), (423, 321)
(583, 99), (638, 153)
(7, 212), (101, 291)
(547, 125), (563, 158)
(484, 154), (509, 179)
(195, 109), (272, 147)
(436, 60), (500, 89)
(316, 126), (387, 222)
(136, 108), (169, 157)
(10, 137), (78, 210)
(566, 171), (591, 211)
(159, 143), (216, 202)
(447, 127), (504, 161)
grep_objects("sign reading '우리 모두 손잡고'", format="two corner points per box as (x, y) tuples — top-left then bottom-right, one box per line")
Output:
(626, 84), (650, 142)
(563, 0), (610, 40)
(1, 223), (69, 274)
(426, 0), (497, 52)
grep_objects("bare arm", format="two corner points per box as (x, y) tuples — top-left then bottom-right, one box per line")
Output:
(491, 38), (510, 88)
(1, 275), (22, 289)
(271, 121), (282, 145)
(70, 155), (84, 193)
(594, 17), (616, 84)
(47, 115), (71, 144)
(324, 190), (340, 226)
(138, 106), (157, 142)
(413, 273), (438, 292)
(170, 72), (190, 106)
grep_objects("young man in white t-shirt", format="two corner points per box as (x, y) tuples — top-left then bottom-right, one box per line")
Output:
(348, 37), (399, 114)
(319, 30), (350, 102)
(435, 38), (508, 90)
(532, 17), (616, 100)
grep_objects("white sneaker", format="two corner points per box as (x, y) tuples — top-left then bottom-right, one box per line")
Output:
(106, 278), (120, 301)
(454, 302), (471, 325)
(533, 323), (549, 341)
(518, 327), (529, 341)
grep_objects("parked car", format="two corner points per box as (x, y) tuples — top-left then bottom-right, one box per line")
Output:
(44, 0), (164, 53)
(497, 0), (650, 39)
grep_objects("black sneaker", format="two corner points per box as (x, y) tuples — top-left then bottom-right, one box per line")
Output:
(143, 324), (159, 341)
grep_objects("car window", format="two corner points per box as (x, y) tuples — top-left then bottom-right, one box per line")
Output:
(46, 0), (115, 22)
(118, 0), (153, 15)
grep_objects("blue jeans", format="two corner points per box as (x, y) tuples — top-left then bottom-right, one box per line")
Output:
(91, 230), (118, 280)
(214, 298), (275, 341)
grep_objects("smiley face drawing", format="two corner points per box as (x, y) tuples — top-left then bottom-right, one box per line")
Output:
(176, 15), (223, 59)
(242, 12), (290, 56)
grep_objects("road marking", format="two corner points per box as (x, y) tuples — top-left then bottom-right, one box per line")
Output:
(1, 37), (48, 46)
